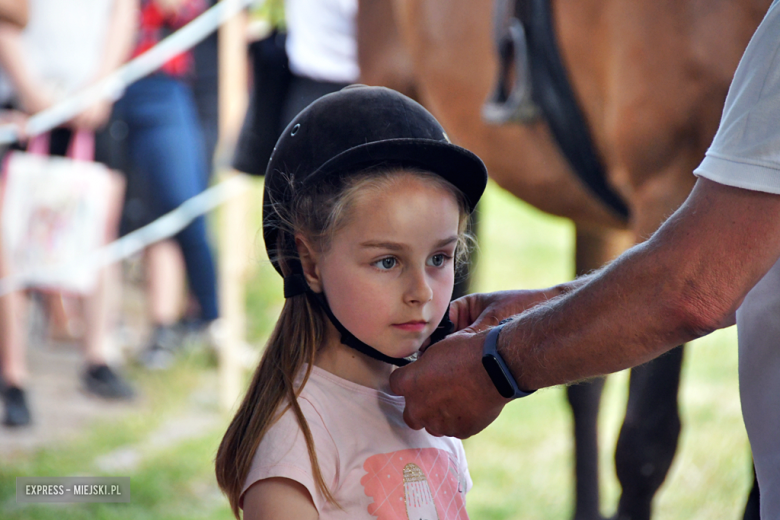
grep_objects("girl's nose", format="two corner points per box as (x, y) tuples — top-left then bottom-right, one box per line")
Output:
(404, 267), (434, 305)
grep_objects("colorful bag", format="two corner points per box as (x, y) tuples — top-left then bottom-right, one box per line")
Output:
(0, 131), (116, 294)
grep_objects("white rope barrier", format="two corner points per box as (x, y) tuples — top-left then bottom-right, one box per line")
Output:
(0, 0), (265, 295)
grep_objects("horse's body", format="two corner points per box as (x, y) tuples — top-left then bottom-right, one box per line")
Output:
(358, 0), (770, 518)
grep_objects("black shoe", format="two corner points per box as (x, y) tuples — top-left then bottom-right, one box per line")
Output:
(3, 386), (31, 427)
(82, 364), (135, 400)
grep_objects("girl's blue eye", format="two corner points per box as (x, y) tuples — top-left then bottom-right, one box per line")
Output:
(375, 257), (397, 270)
(428, 253), (448, 267)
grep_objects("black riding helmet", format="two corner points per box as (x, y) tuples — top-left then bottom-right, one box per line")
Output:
(262, 85), (488, 366)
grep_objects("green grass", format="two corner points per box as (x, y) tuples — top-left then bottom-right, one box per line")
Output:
(0, 352), (234, 520)
(0, 179), (751, 519)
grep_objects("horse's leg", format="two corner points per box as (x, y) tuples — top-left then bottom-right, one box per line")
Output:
(614, 346), (684, 520)
(606, 144), (699, 520)
(570, 225), (633, 520)
(568, 380), (605, 520)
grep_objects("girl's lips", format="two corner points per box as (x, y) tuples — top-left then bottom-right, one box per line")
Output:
(392, 321), (428, 332)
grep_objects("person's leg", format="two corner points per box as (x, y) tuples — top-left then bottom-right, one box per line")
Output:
(78, 163), (134, 399)
(142, 239), (188, 367)
(78, 263), (133, 399)
(146, 239), (186, 326)
(0, 283), (30, 426)
(0, 266), (25, 386)
(743, 463), (760, 520)
(614, 346), (683, 520)
(119, 76), (219, 364)
(0, 179), (31, 425)
(736, 258), (780, 518)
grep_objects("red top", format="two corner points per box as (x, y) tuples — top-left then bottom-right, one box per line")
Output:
(133, 0), (208, 77)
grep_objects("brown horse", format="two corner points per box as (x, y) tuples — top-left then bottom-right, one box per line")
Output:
(357, 0), (769, 519)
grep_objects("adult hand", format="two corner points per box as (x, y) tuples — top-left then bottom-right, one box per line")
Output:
(390, 326), (510, 438)
(449, 288), (563, 332)
(393, 288), (561, 437)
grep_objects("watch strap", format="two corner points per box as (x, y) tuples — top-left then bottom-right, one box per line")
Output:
(482, 321), (535, 399)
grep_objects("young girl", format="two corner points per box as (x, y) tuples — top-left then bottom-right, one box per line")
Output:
(216, 85), (488, 520)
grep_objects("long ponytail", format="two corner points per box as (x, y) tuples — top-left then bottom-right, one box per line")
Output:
(215, 291), (337, 519)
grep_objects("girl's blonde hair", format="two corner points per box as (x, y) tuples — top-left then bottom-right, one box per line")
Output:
(215, 168), (473, 518)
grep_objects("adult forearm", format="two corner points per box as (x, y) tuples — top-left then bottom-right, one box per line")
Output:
(501, 242), (698, 390)
(501, 178), (780, 390)
(0, 22), (49, 113)
(94, 0), (138, 81)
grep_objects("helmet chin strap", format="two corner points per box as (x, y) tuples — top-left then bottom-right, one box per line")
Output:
(283, 272), (454, 366)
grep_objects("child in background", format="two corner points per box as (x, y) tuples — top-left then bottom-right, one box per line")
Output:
(215, 85), (488, 519)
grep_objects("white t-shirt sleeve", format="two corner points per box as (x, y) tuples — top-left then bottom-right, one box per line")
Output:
(694, 0), (780, 193)
(240, 398), (339, 513)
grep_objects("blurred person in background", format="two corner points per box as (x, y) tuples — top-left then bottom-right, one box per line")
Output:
(232, 0), (359, 176)
(0, 0), (138, 427)
(107, 0), (220, 369)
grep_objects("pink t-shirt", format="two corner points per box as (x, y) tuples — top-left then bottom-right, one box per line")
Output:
(241, 365), (472, 519)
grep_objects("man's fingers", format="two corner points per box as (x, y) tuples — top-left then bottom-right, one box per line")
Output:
(388, 366), (406, 396)
(402, 405), (424, 431)
(392, 366), (428, 431)
(449, 298), (467, 331)
(452, 294), (488, 331)
(470, 309), (502, 332)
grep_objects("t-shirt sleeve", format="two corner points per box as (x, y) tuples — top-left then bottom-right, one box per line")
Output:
(240, 397), (339, 513)
(694, 1), (780, 194)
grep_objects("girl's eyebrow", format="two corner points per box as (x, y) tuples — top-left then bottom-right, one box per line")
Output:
(360, 241), (406, 251)
(359, 236), (458, 250)
(434, 236), (459, 248)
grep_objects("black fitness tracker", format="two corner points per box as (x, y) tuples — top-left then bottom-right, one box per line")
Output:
(482, 320), (536, 399)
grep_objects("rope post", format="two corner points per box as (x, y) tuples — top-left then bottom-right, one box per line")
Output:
(216, 2), (248, 412)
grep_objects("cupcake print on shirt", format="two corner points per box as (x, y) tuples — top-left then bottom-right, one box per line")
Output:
(361, 448), (469, 520)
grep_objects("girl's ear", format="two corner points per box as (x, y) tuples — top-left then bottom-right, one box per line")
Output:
(295, 235), (324, 293)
